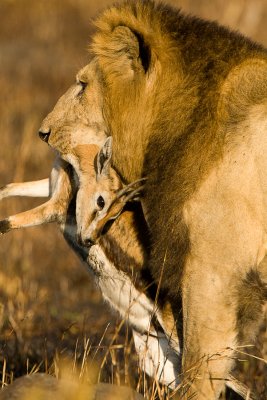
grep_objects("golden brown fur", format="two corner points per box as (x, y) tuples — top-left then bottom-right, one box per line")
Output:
(38, 1), (267, 398)
(90, 3), (267, 398)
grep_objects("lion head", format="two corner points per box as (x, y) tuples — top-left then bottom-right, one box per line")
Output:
(39, 59), (107, 157)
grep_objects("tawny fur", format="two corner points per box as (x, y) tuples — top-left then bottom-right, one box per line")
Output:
(36, 1), (267, 398)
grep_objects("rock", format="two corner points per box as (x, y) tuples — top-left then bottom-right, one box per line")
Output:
(0, 373), (144, 400)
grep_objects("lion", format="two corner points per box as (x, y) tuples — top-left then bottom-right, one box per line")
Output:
(37, 1), (267, 398)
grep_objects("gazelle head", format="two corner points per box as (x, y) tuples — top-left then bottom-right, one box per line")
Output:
(75, 137), (144, 247)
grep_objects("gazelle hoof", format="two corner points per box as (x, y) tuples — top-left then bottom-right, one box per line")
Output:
(0, 219), (11, 234)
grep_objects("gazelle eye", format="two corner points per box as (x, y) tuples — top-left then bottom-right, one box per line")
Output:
(96, 195), (105, 210)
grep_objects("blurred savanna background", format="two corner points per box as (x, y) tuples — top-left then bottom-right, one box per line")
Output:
(0, 0), (267, 398)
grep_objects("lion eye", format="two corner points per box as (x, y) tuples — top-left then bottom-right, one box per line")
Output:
(79, 80), (87, 90)
(96, 195), (105, 210)
(77, 80), (87, 95)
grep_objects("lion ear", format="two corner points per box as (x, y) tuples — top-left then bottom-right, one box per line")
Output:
(97, 137), (113, 177)
(93, 26), (151, 79)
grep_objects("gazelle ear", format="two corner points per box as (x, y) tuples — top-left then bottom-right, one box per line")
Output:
(97, 137), (113, 176)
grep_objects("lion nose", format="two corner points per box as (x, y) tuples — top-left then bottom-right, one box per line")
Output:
(38, 129), (51, 143)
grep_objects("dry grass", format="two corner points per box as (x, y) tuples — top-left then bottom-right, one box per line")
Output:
(0, 0), (266, 398)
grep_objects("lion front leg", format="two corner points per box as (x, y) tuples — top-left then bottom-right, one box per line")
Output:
(179, 257), (238, 400)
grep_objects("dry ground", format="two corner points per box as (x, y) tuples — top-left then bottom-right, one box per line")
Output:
(0, 0), (266, 398)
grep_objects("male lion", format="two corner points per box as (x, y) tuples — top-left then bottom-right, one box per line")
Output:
(38, 1), (267, 398)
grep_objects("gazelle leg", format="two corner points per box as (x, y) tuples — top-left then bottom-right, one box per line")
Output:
(0, 155), (68, 201)
(0, 161), (74, 234)
(0, 179), (50, 200)
(0, 201), (62, 233)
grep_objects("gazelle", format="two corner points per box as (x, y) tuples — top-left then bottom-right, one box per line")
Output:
(0, 141), (254, 398)
(0, 145), (181, 389)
